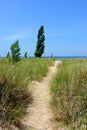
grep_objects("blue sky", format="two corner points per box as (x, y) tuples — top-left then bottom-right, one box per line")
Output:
(0, 0), (87, 57)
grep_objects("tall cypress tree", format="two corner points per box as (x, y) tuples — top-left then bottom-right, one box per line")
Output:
(34, 25), (45, 57)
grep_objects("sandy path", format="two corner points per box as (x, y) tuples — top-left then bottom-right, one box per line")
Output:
(22, 60), (62, 130)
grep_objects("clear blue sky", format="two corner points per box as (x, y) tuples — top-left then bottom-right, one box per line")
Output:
(0, 0), (87, 57)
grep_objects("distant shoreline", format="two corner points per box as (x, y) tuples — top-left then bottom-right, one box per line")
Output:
(0, 56), (87, 59)
(52, 56), (87, 59)
(43, 56), (87, 59)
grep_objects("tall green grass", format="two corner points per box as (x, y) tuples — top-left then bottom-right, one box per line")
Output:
(51, 59), (87, 130)
(0, 58), (54, 129)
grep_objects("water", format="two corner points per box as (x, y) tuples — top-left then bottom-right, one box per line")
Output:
(53, 56), (87, 59)
(42, 56), (87, 59)
(1, 56), (87, 59)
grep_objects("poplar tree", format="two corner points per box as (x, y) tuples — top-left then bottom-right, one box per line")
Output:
(34, 25), (45, 57)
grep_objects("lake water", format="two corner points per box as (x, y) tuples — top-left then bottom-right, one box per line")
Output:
(43, 56), (87, 59)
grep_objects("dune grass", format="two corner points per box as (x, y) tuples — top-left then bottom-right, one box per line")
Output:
(51, 59), (87, 130)
(0, 58), (54, 129)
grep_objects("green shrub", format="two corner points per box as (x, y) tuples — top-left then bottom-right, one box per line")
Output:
(51, 59), (87, 130)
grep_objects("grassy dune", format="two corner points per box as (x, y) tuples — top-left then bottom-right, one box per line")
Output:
(51, 59), (87, 130)
(0, 58), (54, 128)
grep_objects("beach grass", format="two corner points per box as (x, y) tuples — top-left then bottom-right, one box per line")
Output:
(50, 59), (87, 130)
(0, 58), (54, 129)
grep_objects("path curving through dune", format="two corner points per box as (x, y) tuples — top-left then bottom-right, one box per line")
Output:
(22, 60), (63, 130)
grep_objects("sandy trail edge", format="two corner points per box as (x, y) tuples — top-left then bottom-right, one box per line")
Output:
(22, 60), (63, 130)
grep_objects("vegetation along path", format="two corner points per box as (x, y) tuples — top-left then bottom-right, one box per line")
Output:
(23, 60), (62, 130)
